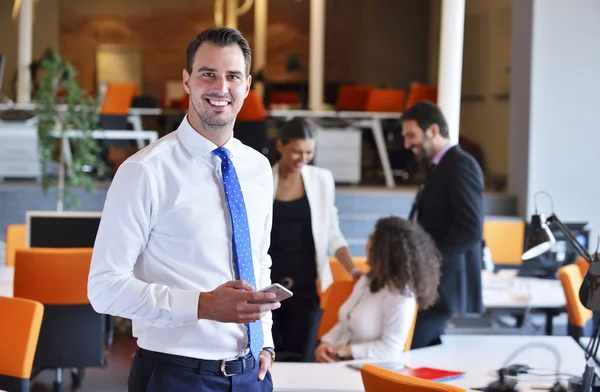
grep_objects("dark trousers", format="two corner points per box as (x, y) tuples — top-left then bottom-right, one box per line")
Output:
(272, 294), (322, 362)
(128, 349), (273, 392)
(410, 307), (452, 350)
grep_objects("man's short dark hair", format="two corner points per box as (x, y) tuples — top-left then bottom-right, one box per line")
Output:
(401, 100), (449, 139)
(186, 28), (252, 76)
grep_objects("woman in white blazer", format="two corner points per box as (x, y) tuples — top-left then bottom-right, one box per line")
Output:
(315, 217), (442, 362)
(269, 117), (362, 362)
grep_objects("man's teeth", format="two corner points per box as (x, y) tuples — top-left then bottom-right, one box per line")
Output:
(209, 100), (228, 106)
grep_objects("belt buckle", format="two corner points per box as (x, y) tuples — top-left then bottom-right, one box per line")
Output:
(220, 358), (237, 377)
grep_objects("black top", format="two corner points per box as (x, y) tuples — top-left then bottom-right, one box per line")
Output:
(269, 195), (318, 299)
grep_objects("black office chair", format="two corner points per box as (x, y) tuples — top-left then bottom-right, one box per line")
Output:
(14, 248), (107, 392)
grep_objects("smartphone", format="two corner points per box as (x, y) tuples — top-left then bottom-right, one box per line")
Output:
(249, 283), (293, 304)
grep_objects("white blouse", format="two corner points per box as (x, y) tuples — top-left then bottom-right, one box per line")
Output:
(320, 275), (417, 360)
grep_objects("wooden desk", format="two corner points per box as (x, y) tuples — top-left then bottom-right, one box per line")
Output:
(272, 335), (587, 392)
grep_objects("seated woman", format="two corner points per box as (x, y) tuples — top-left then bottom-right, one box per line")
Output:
(315, 216), (441, 362)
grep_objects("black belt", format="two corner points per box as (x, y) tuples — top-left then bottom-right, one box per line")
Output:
(138, 348), (255, 377)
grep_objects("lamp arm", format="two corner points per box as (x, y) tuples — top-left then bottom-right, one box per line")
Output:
(546, 214), (593, 263)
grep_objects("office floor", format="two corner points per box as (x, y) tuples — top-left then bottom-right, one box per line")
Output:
(30, 334), (135, 392)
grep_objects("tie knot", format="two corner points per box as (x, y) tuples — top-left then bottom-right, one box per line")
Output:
(212, 147), (231, 161)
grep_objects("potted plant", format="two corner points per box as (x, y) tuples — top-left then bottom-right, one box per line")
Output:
(35, 50), (105, 211)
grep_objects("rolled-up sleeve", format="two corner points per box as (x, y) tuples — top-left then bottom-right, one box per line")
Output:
(87, 161), (200, 328)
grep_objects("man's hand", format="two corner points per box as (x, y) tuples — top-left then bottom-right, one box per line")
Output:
(315, 342), (337, 363)
(197, 280), (281, 323)
(257, 350), (272, 380)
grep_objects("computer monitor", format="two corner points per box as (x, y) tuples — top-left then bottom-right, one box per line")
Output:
(518, 220), (591, 279)
(26, 210), (102, 248)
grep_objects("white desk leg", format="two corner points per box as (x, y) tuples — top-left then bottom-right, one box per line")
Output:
(127, 115), (145, 148)
(61, 135), (73, 174)
(370, 119), (395, 188)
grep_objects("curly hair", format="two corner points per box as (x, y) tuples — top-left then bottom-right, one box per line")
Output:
(367, 216), (441, 310)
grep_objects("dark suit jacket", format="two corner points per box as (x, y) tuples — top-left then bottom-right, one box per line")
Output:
(409, 145), (485, 316)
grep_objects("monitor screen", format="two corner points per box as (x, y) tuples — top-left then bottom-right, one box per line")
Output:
(26, 211), (102, 248)
(519, 220), (591, 279)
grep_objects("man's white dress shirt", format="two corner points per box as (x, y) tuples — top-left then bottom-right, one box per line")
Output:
(88, 116), (274, 360)
(320, 275), (416, 360)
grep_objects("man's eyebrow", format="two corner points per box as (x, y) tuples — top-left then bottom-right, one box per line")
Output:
(196, 67), (244, 76)
(197, 67), (217, 73)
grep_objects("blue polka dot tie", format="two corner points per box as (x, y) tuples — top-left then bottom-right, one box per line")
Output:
(213, 147), (264, 360)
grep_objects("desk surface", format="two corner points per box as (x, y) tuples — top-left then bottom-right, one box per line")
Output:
(272, 335), (586, 392)
(482, 270), (565, 309)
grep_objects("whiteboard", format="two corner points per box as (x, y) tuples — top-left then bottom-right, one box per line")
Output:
(95, 44), (143, 94)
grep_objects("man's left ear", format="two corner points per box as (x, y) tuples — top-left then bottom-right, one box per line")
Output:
(427, 124), (441, 139)
(244, 75), (252, 99)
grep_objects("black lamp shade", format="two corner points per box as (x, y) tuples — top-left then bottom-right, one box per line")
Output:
(522, 214), (556, 260)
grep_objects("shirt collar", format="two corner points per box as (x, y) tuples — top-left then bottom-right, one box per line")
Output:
(176, 114), (237, 158)
(431, 142), (456, 165)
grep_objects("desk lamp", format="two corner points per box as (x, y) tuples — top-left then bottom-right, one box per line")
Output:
(522, 192), (600, 392)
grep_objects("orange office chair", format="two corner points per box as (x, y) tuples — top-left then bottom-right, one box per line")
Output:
(319, 257), (369, 308)
(100, 82), (139, 115)
(336, 85), (373, 111)
(365, 89), (406, 113)
(482, 219), (526, 266)
(14, 248), (107, 392)
(404, 304), (418, 351)
(317, 280), (356, 340)
(576, 257), (589, 277)
(557, 264), (593, 341)
(0, 296), (44, 392)
(5, 224), (26, 267)
(237, 90), (267, 121)
(406, 83), (438, 109)
(361, 364), (466, 392)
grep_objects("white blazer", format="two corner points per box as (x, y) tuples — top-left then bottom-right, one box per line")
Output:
(272, 163), (349, 292)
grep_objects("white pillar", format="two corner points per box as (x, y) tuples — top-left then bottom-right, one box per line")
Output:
(308, 0), (325, 110)
(226, 0), (238, 29)
(436, 0), (465, 144)
(17, 0), (34, 103)
(253, 0), (268, 100)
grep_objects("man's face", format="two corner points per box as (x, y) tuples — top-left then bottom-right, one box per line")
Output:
(402, 119), (436, 164)
(182, 42), (251, 131)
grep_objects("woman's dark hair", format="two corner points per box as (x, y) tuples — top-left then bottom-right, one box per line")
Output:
(278, 117), (316, 145)
(367, 216), (441, 310)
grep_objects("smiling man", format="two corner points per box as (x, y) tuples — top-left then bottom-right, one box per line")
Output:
(401, 100), (485, 350)
(88, 28), (278, 392)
